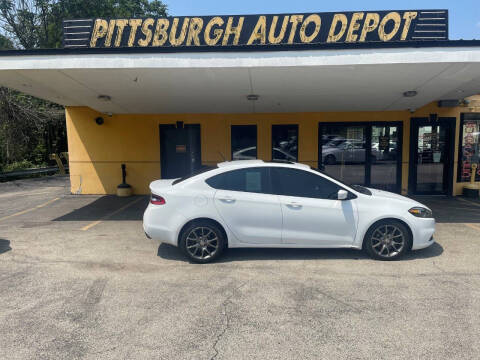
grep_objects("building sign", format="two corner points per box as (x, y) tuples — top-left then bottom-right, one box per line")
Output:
(63, 10), (448, 50)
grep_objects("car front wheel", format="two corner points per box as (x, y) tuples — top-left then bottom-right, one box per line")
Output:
(364, 220), (411, 261)
(179, 222), (226, 263)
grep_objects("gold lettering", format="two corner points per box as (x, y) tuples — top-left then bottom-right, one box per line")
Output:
(138, 18), (154, 47)
(114, 19), (128, 47)
(299, 14), (321, 43)
(105, 20), (116, 47)
(401, 12), (418, 40)
(247, 16), (267, 45)
(346, 12), (364, 42)
(268, 15), (289, 44)
(90, 19), (108, 47)
(152, 19), (169, 46)
(223, 16), (244, 45)
(359, 13), (380, 42)
(128, 19), (142, 47)
(288, 15), (304, 44)
(186, 17), (204, 46)
(378, 12), (401, 41)
(169, 17), (190, 46)
(327, 14), (348, 42)
(204, 17), (224, 45)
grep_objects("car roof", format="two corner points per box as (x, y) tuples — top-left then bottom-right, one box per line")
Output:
(217, 160), (310, 170)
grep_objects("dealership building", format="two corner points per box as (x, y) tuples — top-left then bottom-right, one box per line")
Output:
(0, 9), (480, 196)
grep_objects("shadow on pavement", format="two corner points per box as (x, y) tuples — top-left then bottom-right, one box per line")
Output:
(53, 196), (148, 221)
(0, 239), (11, 254)
(157, 242), (443, 263)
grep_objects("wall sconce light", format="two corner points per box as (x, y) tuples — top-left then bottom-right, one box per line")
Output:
(403, 90), (418, 98)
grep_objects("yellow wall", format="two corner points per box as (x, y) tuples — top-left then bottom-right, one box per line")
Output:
(66, 98), (480, 196)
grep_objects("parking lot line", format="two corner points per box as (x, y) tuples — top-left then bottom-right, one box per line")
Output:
(0, 197), (60, 222)
(464, 223), (480, 232)
(81, 196), (145, 231)
(457, 197), (480, 208)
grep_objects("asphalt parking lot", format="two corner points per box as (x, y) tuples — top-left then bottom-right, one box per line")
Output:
(0, 176), (479, 360)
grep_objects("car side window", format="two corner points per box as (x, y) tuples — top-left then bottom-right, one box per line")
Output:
(270, 167), (342, 199)
(206, 167), (269, 194)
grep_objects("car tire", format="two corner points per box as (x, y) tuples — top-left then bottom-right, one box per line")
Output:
(179, 221), (226, 264)
(364, 220), (411, 261)
(325, 154), (336, 165)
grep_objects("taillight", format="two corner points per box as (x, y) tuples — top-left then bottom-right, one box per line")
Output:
(150, 194), (166, 205)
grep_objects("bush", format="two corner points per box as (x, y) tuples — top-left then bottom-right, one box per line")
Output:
(2, 160), (39, 173)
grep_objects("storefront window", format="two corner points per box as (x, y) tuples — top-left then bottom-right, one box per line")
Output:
(231, 125), (257, 160)
(272, 125), (298, 162)
(458, 114), (480, 182)
(320, 124), (366, 186)
(319, 122), (403, 193)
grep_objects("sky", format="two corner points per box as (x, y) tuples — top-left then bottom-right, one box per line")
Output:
(167, 0), (480, 40)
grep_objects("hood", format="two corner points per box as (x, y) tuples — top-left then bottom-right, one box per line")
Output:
(367, 188), (430, 209)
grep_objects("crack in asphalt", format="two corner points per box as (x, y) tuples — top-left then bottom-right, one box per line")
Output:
(211, 282), (247, 360)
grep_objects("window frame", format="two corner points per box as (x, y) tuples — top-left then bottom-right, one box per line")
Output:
(205, 166), (272, 194)
(271, 124), (299, 162)
(231, 124), (258, 161)
(267, 166), (353, 200)
(205, 165), (358, 200)
(318, 121), (403, 194)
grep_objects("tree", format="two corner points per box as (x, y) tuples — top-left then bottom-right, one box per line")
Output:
(0, 1), (168, 171)
(0, 33), (13, 48)
(0, 0), (168, 49)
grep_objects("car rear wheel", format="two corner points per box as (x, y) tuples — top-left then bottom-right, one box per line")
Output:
(179, 222), (226, 263)
(364, 220), (410, 261)
(324, 154), (336, 165)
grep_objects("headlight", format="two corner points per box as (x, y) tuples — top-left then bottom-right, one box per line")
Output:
(408, 207), (433, 218)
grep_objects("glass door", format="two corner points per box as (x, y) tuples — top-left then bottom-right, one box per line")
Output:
(371, 125), (402, 193)
(409, 118), (455, 195)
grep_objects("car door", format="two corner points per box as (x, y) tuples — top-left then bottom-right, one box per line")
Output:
(270, 167), (358, 246)
(206, 167), (282, 244)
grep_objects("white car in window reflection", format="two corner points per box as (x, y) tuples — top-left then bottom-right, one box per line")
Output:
(233, 146), (296, 162)
(322, 140), (381, 165)
(144, 160), (435, 263)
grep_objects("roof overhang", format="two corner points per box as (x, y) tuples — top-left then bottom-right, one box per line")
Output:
(1, 44), (480, 114)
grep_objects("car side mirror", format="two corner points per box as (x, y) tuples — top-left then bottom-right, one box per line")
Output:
(337, 189), (348, 200)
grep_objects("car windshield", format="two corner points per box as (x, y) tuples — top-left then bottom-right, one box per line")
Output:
(172, 166), (217, 185)
(310, 167), (372, 196)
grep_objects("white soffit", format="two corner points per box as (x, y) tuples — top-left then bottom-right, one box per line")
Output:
(0, 46), (479, 114)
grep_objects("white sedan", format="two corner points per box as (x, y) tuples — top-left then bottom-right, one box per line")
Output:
(143, 160), (435, 263)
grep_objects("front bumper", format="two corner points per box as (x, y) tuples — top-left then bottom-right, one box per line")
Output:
(411, 217), (436, 250)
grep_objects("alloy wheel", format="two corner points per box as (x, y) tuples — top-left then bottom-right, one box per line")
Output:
(370, 224), (405, 258)
(185, 226), (219, 261)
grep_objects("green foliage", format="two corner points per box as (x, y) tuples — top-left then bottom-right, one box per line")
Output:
(0, 0), (168, 172)
(0, 0), (168, 49)
(2, 159), (41, 172)
(0, 33), (13, 49)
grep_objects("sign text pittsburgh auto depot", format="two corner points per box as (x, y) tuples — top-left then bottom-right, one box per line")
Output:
(84, 10), (448, 49)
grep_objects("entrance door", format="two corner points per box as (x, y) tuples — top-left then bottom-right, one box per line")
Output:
(409, 117), (455, 195)
(159, 124), (201, 179)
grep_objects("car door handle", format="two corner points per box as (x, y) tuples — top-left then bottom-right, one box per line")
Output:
(286, 202), (302, 209)
(219, 196), (236, 203)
